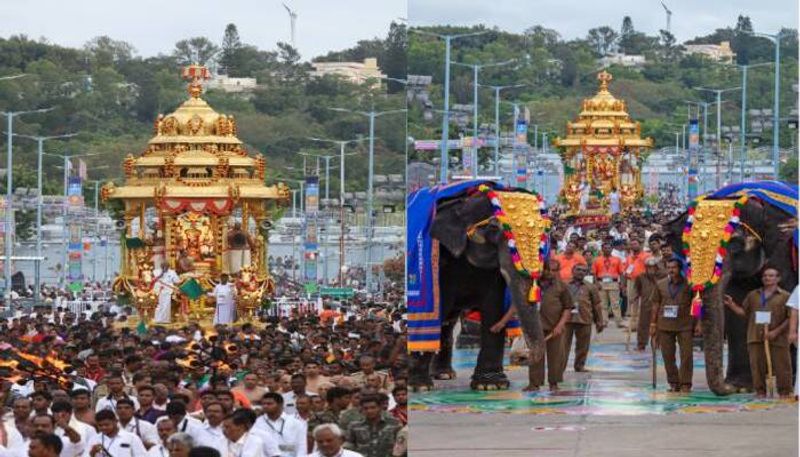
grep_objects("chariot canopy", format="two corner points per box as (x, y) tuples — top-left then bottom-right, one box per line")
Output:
(102, 65), (289, 323)
(554, 70), (653, 222)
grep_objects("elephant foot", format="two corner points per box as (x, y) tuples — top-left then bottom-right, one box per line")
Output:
(470, 372), (510, 391)
(522, 384), (540, 392)
(709, 383), (738, 397)
(433, 369), (457, 380)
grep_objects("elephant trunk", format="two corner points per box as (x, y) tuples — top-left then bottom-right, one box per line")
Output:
(702, 277), (736, 396)
(497, 244), (545, 364)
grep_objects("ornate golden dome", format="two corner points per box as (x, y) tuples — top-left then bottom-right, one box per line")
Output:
(554, 70), (652, 149)
(103, 64), (287, 201)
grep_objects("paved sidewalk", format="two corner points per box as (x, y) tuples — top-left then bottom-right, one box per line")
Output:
(410, 322), (799, 457)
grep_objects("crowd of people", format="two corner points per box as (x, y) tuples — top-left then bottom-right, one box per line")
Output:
(512, 209), (798, 399)
(0, 282), (409, 457)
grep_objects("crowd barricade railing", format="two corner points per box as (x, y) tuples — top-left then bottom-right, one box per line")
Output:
(62, 300), (97, 315)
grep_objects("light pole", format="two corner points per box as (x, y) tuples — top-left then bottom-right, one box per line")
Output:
(2, 107), (53, 302)
(695, 87), (740, 188)
(725, 62), (773, 181)
(12, 132), (77, 303)
(411, 29), (488, 183)
(307, 136), (368, 287)
(479, 83), (525, 175)
(43, 151), (98, 286)
(749, 30), (787, 178)
(451, 59), (515, 177)
(328, 107), (404, 294)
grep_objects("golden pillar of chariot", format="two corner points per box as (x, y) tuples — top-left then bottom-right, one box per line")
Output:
(553, 71), (653, 221)
(102, 64), (290, 325)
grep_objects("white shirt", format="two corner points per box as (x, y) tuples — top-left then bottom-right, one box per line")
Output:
(248, 426), (284, 457)
(309, 450), (364, 457)
(281, 391), (313, 416)
(146, 443), (169, 457)
(156, 415), (203, 439)
(225, 432), (266, 457)
(95, 394), (140, 413)
(54, 430), (84, 457)
(194, 421), (226, 455)
(253, 413), (307, 457)
(120, 417), (159, 447)
(83, 430), (147, 457)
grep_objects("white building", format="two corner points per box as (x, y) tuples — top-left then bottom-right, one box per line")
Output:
(598, 53), (647, 68)
(683, 41), (736, 63)
(206, 74), (258, 93)
(310, 58), (386, 85)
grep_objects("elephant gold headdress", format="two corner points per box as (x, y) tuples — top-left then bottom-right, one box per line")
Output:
(477, 185), (551, 302)
(682, 194), (749, 316)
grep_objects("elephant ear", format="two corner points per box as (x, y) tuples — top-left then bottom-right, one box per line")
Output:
(431, 193), (495, 258)
(431, 197), (469, 257)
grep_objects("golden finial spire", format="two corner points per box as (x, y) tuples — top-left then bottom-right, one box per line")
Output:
(597, 70), (613, 92)
(181, 63), (210, 99)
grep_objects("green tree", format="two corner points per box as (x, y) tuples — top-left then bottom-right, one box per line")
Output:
(383, 22), (407, 93)
(220, 23), (243, 75)
(173, 37), (219, 66)
(587, 26), (618, 56)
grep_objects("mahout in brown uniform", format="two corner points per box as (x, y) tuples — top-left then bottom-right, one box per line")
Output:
(562, 264), (605, 373)
(525, 259), (572, 391)
(724, 267), (793, 398)
(650, 258), (700, 392)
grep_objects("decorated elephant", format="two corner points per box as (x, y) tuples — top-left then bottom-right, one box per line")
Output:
(407, 181), (547, 391)
(664, 181), (797, 395)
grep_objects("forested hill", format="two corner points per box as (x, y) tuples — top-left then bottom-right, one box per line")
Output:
(406, 15), (797, 171)
(0, 22), (408, 201)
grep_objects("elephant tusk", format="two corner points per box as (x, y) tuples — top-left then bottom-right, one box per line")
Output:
(543, 332), (553, 342)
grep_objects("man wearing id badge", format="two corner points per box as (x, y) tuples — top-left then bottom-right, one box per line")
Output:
(591, 241), (625, 328)
(649, 258), (699, 393)
(562, 264), (605, 373)
(724, 267), (793, 398)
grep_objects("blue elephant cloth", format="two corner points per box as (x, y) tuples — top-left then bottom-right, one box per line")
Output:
(407, 179), (516, 352)
(707, 180), (798, 248)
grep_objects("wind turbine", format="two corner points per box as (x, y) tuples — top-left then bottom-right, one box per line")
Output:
(660, 1), (672, 34)
(282, 3), (298, 50)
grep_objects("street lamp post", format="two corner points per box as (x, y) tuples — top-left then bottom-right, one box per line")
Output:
(2, 107), (53, 303)
(307, 136), (367, 287)
(692, 89), (739, 189)
(328, 108), (404, 294)
(13, 132), (76, 303)
(411, 30), (488, 184)
(750, 30), (786, 178)
(451, 60), (515, 177)
(480, 83), (525, 175)
(726, 62), (773, 181)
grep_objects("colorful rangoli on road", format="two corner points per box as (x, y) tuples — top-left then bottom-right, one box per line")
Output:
(411, 346), (795, 416)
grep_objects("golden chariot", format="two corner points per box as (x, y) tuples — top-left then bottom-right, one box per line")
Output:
(102, 64), (289, 326)
(553, 70), (653, 224)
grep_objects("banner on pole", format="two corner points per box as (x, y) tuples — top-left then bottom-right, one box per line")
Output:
(67, 177), (83, 290)
(304, 176), (319, 281)
(687, 119), (700, 200)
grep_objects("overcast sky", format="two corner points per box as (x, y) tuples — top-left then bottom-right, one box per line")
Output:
(410, 0), (798, 43)
(0, 0), (405, 60)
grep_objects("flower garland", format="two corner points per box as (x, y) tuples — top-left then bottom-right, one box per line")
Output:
(682, 194), (750, 318)
(477, 184), (551, 303)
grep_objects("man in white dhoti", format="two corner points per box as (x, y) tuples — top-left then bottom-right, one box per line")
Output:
(211, 273), (237, 325)
(579, 180), (590, 211)
(153, 262), (179, 323)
